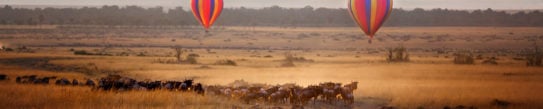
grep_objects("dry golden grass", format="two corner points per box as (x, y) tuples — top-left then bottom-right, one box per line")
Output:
(2, 50), (543, 108)
(0, 83), (241, 109)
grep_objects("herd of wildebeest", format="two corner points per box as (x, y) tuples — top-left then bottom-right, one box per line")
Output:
(0, 74), (358, 106)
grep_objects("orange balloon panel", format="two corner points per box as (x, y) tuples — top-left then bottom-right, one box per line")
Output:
(191, 0), (224, 30)
(348, 0), (393, 39)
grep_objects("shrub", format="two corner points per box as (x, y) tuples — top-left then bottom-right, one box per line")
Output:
(453, 52), (474, 64)
(284, 54), (313, 62)
(4, 48), (14, 52)
(482, 58), (498, 65)
(137, 52), (146, 57)
(118, 52), (129, 56)
(263, 55), (273, 58)
(386, 46), (410, 62)
(154, 58), (178, 64)
(526, 44), (542, 66)
(185, 56), (198, 64)
(73, 50), (92, 55)
(215, 60), (236, 66)
(279, 53), (312, 67)
(297, 33), (309, 39)
(309, 32), (321, 36)
(188, 53), (200, 57)
(196, 65), (212, 69)
(280, 60), (295, 67)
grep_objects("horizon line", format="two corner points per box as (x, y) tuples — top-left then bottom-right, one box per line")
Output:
(2, 4), (543, 11)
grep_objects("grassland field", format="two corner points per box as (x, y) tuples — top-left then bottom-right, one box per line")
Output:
(1, 26), (543, 109)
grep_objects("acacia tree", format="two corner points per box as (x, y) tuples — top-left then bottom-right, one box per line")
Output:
(173, 47), (185, 62)
(527, 42), (542, 66)
(38, 14), (45, 28)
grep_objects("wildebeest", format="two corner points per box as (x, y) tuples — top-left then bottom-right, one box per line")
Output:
(32, 77), (52, 84)
(162, 81), (182, 90)
(133, 81), (161, 90)
(339, 81), (358, 105)
(23, 75), (37, 79)
(269, 89), (290, 103)
(0, 74), (7, 80)
(194, 83), (205, 95)
(204, 85), (225, 95)
(16, 77), (21, 83)
(300, 85), (323, 105)
(289, 85), (323, 105)
(92, 75), (207, 93)
(85, 79), (95, 86)
(96, 75), (137, 91)
(13, 75), (58, 84)
(180, 79), (194, 91)
(97, 78), (113, 90)
(344, 81), (358, 90)
(16, 75), (38, 83)
(242, 88), (269, 104)
(72, 79), (79, 85)
(55, 78), (71, 85)
(320, 82), (343, 104)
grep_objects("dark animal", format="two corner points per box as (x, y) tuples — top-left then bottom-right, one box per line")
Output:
(22, 75), (37, 80)
(339, 81), (358, 105)
(204, 85), (224, 95)
(98, 78), (112, 90)
(85, 79), (95, 86)
(491, 99), (511, 108)
(113, 77), (136, 90)
(16, 77), (21, 83)
(320, 82), (342, 104)
(33, 77), (51, 84)
(93, 74), (208, 92)
(295, 85), (323, 105)
(380, 106), (396, 109)
(289, 86), (304, 105)
(72, 79), (79, 85)
(180, 79), (194, 91)
(455, 105), (466, 109)
(194, 83), (205, 95)
(344, 81), (358, 90)
(339, 88), (355, 105)
(55, 78), (71, 85)
(266, 86), (279, 94)
(269, 89), (290, 104)
(162, 81), (177, 90)
(16, 75), (38, 83)
(0, 74), (7, 80)
(243, 91), (269, 104)
(141, 81), (162, 90)
(96, 75), (136, 91)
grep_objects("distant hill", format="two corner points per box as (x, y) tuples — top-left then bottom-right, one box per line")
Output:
(5, 4), (543, 13)
(1, 5), (542, 27)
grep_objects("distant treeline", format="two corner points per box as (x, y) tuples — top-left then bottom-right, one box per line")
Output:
(0, 5), (542, 27)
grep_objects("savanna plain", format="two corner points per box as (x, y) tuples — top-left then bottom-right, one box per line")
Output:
(1, 26), (543, 109)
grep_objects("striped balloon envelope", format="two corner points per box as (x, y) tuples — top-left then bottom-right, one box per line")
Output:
(191, 0), (224, 31)
(348, 0), (393, 43)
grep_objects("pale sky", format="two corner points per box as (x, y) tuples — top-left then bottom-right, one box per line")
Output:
(0, 0), (542, 9)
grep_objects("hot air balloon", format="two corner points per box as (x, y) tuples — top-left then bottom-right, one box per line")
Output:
(191, 0), (224, 33)
(348, 0), (393, 43)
